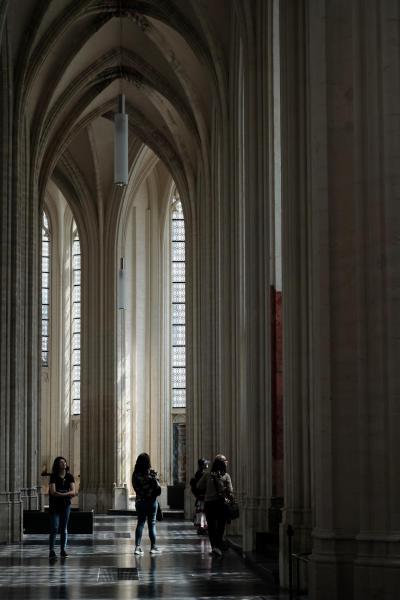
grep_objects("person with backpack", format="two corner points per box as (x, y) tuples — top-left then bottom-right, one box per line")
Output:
(132, 453), (162, 555)
(196, 454), (233, 557)
(190, 458), (209, 534)
(48, 456), (76, 561)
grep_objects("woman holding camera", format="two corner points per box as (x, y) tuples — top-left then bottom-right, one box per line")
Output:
(132, 452), (162, 555)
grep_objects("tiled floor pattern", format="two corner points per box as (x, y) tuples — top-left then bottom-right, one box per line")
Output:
(0, 516), (292, 599)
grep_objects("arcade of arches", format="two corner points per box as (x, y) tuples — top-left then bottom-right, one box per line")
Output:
(0, 2), (399, 599)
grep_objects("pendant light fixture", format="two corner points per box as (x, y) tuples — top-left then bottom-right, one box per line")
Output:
(114, 94), (128, 186)
(114, 4), (128, 187)
(118, 257), (125, 309)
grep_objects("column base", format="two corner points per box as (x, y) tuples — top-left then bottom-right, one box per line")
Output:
(353, 534), (400, 600)
(241, 496), (270, 552)
(21, 487), (40, 510)
(308, 530), (400, 600)
(79, 487), (113, 513)
(112, 484), (129, 510)
(184, 486), (193, 519)
(308, 528), (356, 600)
(0, 492), (23, 543)
(279, 507), (312, 589)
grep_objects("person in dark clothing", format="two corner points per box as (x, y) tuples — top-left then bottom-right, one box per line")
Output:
(48, 456), (76, 561)
(132, 453), (162, 555)
(190, 458), (209, 534)
(197, 454), (233, 557)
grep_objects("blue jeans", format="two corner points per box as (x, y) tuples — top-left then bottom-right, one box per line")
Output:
(49, 505), (71, 552)
(135, 499), (157, 547)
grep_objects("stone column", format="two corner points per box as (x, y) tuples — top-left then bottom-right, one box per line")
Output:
(279, 0), (312, 588)
(24, 175), (40, 511)
(78, 202), (117, 512)
(0, 3), (10, 46)
(234, 0), (273, 552)
(306, 1), (400, 598)
(0, 17), (42, 538)
(0, 26), (24, 543)
(307, 1), (358, 596)
(351, 1), (400, 597)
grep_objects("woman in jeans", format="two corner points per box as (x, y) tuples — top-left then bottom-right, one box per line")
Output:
(197, 454), (233, 557)
(132, 453), (162, 555)
(48, 456), (76, 561)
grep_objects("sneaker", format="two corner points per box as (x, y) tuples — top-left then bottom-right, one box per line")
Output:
(134, 546), (144, 555)
(49, 550), (57, 561)
(150, 546), (161, 554)
(60, 550), (68, 558)
(213, 547), (222, 557)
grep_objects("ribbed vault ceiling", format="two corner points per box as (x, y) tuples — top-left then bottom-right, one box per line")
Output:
(7, 0), (231, 205)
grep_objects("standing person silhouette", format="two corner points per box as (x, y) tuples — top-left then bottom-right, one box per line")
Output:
(197, 454), (233, 557)
(132, 453), (162, 555)
(48, 456), (75, 561)
(190, 458), (209, 534)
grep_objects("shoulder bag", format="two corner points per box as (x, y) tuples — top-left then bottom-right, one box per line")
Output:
(212, 474), (240, 521)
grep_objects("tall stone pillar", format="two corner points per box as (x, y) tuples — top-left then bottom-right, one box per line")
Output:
(77, 201), (117, 512)
(306, 1), (400, 598)
(0, 27), (23, 543)
(235, 0), (273, 552)
(279, 0), (312, 587)
(349, 1), (400, 597)
(0, 25), (41, 538)
(24, 178), (41, 512)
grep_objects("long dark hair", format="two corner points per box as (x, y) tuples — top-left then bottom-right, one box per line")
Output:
(211, 454), (227, 475)
(51, 456), (69, 474)
(133, 453), (151, 475)
(198, 457), (208, 469)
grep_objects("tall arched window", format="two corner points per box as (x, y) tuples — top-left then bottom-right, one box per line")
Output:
(41, 211), (50, 367)
(71, 222), (81, 415)
(171, 197), (186, 408)
(170, 193), (186, 484)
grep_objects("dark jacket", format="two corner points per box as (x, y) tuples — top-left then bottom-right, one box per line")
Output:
(190, 468), (208, 499)
(132, 470), (161, 501)
(196, 471), (233, 503)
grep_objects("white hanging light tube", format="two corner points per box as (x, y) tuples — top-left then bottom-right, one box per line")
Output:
(114, 94), (128, 187)
(118, 257), (125, 309)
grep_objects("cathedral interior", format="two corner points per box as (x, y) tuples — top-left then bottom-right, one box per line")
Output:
(0, 1), (399, 599)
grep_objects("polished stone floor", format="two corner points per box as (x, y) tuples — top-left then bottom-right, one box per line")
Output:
(0, 516), (292, 599)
